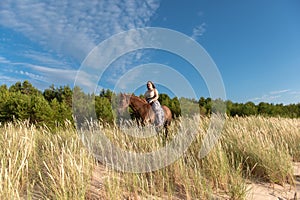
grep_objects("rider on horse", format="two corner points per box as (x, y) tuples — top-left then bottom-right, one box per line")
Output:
(144, 81), (165, 128)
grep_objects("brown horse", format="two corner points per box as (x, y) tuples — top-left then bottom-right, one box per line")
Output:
(118, 93), (172, 136)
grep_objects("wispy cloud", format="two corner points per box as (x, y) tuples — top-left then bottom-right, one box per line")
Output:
(269, 89), (290, 95)
(22, 50), (73, 69)
(0, 0), (161, 89)
(0, 75), (21, 85)
(14, 69), (44, 81)
(191, 23), (206, 40)
(248, 89), (300, 104)
(289, 91), (300, 95)
(0, 56), (94, 89)
(249, 95), (281, 102)
(0, 56), (11, 64)
(0, 0), (160, 63)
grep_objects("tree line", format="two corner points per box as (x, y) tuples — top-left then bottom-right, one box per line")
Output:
(0, 81), (299, 128)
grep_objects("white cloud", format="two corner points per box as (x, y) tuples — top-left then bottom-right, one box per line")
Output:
(289, 91), (300, 95)
(252, 95), (281, 102)
(0, 56), (11, 64)
(14, 69), (44, 81)
(248, 89), (300, 104)
(0, 0), (160, 63)
(191, 23), (206, 40)
(0, 0), (161, 89)
(0, 56), (84, 88)
(270, 89), (290, 95)
(22, 51), (72, 69)
(0, 75), (20, 85)
(25, 63), (98, 91)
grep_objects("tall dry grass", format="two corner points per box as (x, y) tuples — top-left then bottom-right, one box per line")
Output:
(83, 115), (300, 199)
(0, 115), (299, 199)
(0, 121), (94, 200)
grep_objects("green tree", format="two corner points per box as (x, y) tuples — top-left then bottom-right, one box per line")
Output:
(229, 103), (243, 116)
(242, 101), (257, 116)
(100, 89), (113, 101)
(95, 96), (114, 123)
(61, 85), (73, 107)
(226, 100), (233, 116)
(0, 85), (10, 121)
(9, 80), (40, 95)
(198, 97), (207, 116)
(159, 93), (171, 107)
(43, 84), (57, 102)
(170, 97), (181, 117)
(258, 102), (271, 116)
(4, 92), (31, 121)
(159, 93), (181, 118)
(72, 86), (96, 126)
(50, 98), (73, 126)
(179, 97), (199, 116)
(8, 81), (22, 93)
(212, 98), (226, 114)
(29, 94), (52, 125)
(205, 97), (212, 115)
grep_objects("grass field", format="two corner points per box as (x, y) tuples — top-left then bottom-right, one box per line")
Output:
(1, 115), (299, 199)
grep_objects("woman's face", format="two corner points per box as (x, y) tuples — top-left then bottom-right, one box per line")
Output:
(147, 82), (153, 90)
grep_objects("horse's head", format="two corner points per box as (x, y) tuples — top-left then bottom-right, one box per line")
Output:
(117, 93), (131, 115)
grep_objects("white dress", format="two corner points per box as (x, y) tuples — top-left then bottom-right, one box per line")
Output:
(145, 89), (165, 126)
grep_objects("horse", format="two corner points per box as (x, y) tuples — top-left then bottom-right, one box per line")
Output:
(117, 93), (172, 137)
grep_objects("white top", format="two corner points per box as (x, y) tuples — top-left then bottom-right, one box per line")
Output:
(145, 89), (156, 99)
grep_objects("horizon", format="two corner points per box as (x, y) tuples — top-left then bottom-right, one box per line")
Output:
(2, 79), (299, 106)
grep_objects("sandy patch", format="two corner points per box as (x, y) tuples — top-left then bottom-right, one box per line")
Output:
(86, 162), (300, 199)
(247, 162), (300, 200)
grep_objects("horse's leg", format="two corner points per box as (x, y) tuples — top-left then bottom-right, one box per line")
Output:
(162, 108), (171, 139)
(164, 119), (170, 138)
(141, 118), (146, 126)
(136, 117), (140, 127)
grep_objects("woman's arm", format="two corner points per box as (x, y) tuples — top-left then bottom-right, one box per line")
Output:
(150, 89), (159, 103)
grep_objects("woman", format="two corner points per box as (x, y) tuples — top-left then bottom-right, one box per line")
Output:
(144, 81), (165, 127)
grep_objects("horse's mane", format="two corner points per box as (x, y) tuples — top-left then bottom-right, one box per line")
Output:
(130, 95), (148, 104)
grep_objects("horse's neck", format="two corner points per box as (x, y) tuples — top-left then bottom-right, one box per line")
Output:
(129, 96), (146, 111)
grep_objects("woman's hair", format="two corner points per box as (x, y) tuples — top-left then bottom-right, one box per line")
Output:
(147, 81), (156, 89)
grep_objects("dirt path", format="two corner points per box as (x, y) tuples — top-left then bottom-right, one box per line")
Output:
(86, 164), (108, 200)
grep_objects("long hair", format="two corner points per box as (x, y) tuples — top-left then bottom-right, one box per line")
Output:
(147, 81), (156, 89)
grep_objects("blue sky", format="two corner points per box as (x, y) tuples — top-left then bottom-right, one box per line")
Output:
(0, 0), (300, 104)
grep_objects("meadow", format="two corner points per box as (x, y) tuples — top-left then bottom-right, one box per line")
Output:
(1, 115), (299, 199)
